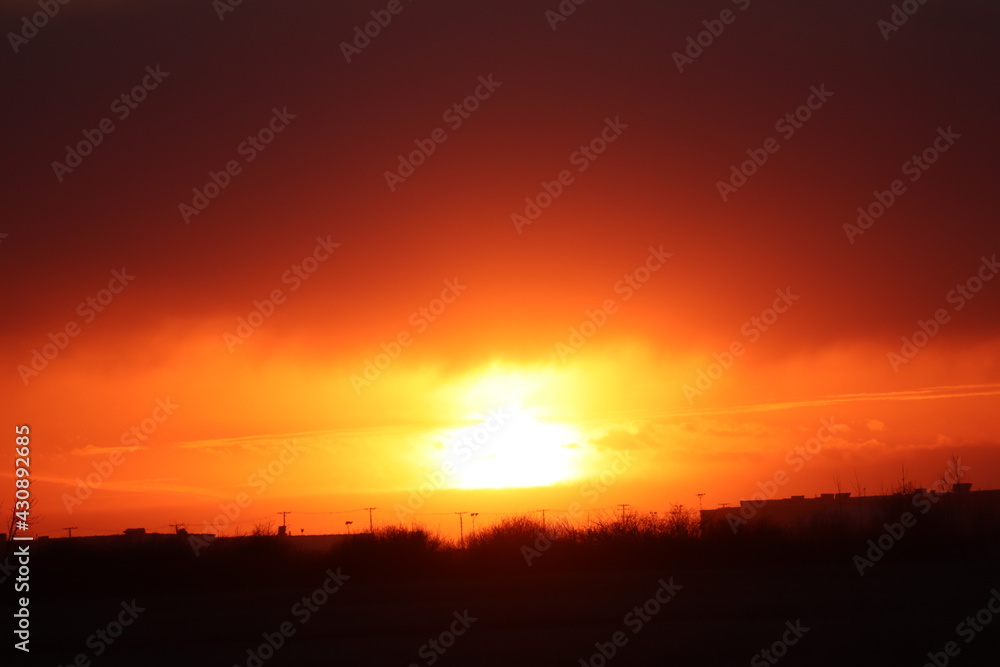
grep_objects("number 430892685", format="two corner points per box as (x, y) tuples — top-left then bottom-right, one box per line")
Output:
(15, 424), (31, 512)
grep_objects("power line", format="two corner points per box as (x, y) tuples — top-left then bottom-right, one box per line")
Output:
(455, 512), (467, 549)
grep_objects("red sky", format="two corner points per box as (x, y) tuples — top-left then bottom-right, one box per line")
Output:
(2, 0), (999, 539)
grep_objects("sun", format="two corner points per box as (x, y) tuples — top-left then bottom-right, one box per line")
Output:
(440, 405), (583, 489)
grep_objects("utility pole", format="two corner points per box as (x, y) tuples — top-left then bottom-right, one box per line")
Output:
(364, 507), (376, 534)
(696, 493), (706, 513)
(617, 503), (630, 523)
(470, 513), (479, 536)
(537, 509), (551, 531)
(63, 527), (78, 538)
(455, 512), (468, 549)
(169, 523), (185, 534)
(277, 511), (292, 535)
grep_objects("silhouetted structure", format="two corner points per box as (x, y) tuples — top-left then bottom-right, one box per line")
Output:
(700, 484), (1000, 537)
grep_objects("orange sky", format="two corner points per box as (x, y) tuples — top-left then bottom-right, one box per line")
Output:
(2, 0), (999, 540)
(7, 326), (1000, 539)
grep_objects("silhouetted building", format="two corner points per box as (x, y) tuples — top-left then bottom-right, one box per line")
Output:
(700, 485), (1000, 536)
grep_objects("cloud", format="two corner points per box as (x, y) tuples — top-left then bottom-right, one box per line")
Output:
(866, 419), (886, 432)
(17, 473), (225, 499)
(71, 444), (144, 456)
(637, 383), (1000, 420)
(589, 422), (663, 451)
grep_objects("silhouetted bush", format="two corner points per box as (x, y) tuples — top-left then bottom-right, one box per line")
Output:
(333, 525), (444, 577)
(33, 499), (1000, 597)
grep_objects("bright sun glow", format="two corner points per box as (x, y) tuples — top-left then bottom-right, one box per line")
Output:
(440, 405), (584, 489)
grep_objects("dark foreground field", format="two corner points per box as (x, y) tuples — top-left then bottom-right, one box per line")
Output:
(29, 562), (1000, 666)
(15, 519), (1000, 666)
